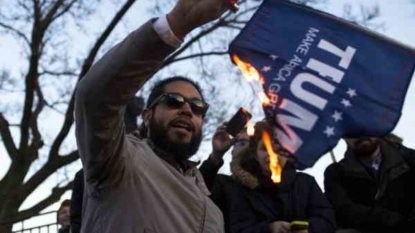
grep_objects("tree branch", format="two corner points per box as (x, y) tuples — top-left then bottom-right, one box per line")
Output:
(22, 151), (79, 199)
(50, 0), (78, 24)
(49, 0), (137, 158)
(39, 70), (78, 77)
(164, 51), (228, 67)
(0, 113), (18, 160)
(12, 181), (73, 223)
(19, 0), (46, 158)
(0, 22), (30, 45)
(26, 85), (45, 162)
(163, 20), (226, 67)
(41, 0), (65, 30)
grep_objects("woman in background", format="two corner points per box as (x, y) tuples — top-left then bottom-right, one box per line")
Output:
(230, 122), (335, 233)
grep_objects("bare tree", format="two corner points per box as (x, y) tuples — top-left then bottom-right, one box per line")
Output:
(0, 1), (137, 232)
(342, 3), (385, 31)
(0, 0), (382, 232)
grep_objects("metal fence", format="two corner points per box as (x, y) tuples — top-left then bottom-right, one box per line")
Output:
(11, 211), (59, 233)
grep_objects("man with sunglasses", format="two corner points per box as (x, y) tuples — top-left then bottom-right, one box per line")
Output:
(75, 0), (230, 232)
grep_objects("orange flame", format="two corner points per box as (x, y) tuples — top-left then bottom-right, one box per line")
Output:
(258, 92), (271, 106)
(233, 55), (270, 107)
(233, 55), (261, 82)
(241, 107), (249, 114)
(247, 120), (255, 136)
(262, 132), (282, 183)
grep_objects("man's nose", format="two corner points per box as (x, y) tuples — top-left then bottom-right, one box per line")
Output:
(178, 102), (193, 117)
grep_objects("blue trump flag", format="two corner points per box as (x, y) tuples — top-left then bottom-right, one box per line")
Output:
(229, 0), (415, 169)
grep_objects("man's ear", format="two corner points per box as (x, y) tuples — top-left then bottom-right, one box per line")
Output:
(142, 109), (152, 127)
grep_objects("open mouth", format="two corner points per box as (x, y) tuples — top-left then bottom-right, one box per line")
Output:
(170, 119), (194, 132)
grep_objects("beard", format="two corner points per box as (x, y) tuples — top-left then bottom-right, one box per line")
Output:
(148, 115), (202, 161)
(352, 138), (379, 159)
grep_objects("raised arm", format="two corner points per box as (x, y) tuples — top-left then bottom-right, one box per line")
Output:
(75, 0), (229, 188)
(75, 20), (175, 187)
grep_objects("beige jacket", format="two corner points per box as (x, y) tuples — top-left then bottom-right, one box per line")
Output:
(75, 20), (224, 233)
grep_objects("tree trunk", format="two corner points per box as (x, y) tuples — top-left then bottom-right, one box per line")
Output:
(0, 224), (13, 233)
(0, 204), (20, 233)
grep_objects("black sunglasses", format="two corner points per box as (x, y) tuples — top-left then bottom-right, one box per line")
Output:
(149, 93), (209, 116)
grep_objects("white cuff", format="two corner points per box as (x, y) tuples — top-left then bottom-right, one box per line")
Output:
(153, 15), (182, 48)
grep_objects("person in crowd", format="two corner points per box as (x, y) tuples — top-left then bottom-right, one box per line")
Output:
(74, 0), (230, 232)
(57, 200), (71, 233)
(70, 170), (83, 233)
(324, 136), (415, 233)
(202, 124), (250, 233)
(231, 122), (336, 233)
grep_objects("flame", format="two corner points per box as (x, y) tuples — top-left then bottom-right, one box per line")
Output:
(233, 55), (271, 107)
(241, 107), (249, 114)
(233, 55), (261, 82)
(258, 92), (271, 106)
(247, 120), (255, 136)
(262, 132), (282, 183)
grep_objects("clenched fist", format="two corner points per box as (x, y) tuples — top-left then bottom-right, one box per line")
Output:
(167, 0), (230, 39)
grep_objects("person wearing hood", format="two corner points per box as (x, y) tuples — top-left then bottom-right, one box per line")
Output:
(200, 123), (250, 233)
(230, 122), (336, 233)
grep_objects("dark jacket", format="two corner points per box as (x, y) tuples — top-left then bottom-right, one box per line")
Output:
(210, 174), (235, 233)
(70, 169), (84, 233)
(324, 140), (415, 233)
(199, 157), (225, 192)
(231, 162), (335, 233)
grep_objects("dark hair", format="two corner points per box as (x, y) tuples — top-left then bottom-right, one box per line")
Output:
(57, 199), (70, 222)
(146, 76), (205, 109)
(58, 199), (71, 212)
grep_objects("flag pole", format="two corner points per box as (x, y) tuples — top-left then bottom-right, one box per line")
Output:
(329, 150), (337, 163)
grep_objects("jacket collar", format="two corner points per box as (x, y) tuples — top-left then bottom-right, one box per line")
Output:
(343, 140), (409, 181)
(146, 139), (198, 175)
(232, 157), (297, 190)
(232, 162), (297, 220)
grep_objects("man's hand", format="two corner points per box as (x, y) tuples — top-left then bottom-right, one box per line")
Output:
(269, 221), (291, 233)
(167, 0), (229, 39)
(209, 122), (234, 164)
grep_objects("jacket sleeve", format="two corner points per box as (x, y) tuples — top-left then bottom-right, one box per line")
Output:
(70, 170), (84, 233)
(75, 20), (176, 188)
(305, 176), (336, 233)
(199, 157), (223, 191)
(324, 163), (405, 232)
(230, 185), (272, 233)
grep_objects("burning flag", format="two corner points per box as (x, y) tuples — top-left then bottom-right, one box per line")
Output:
(262, 131), (282, 183)
(229, 0), (415, 169)
(237, 57), (282, 183)
(247, 119), (255, 136)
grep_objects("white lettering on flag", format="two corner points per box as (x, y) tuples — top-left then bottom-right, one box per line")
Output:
(275, 99), (318, 153)
(290, 73), (336, 110)
(306, 59), (345, 83)
(318, 39), (356, 69)
(273, 34), (357, 154)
